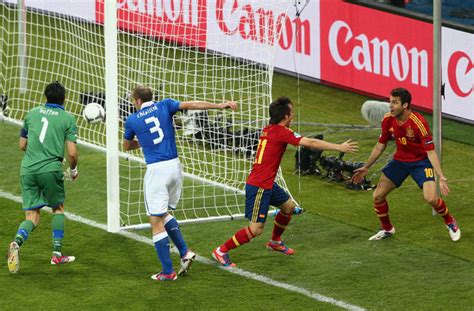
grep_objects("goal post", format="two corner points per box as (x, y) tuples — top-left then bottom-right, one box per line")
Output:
(104, 0), (120, 233)
(1, 0), (294, 231)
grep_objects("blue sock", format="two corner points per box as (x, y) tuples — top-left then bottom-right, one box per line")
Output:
(14, 220), (35, 246)
(153, 232), (173, 274)
(52, 214), (65, 253)
(164, 215), (188, 257)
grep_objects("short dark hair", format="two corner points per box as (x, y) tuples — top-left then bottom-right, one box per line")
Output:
(269, 96), (292, 124)
(132, 86), (153, 102)
(44, 81), (66, 105)
(391, 87), (411, 108)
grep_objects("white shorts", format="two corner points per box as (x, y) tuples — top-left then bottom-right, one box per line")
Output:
(143, 158), (183, 216)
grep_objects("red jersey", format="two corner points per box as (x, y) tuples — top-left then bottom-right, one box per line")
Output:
(247, 124), (302, 189)
(379, 111), (435, 162)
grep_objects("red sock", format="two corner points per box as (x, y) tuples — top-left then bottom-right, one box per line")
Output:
(432, 198), (454, 224)
(220, 226), (255, 253)
(271, 212), (292, 242)
(374, 200), (393, 231)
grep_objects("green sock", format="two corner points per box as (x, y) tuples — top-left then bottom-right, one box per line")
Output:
(14, 220), (35, 246)
(52, 214), (65, 254)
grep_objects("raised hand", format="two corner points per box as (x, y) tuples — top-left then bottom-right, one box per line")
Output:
(340, 139), (359, 153)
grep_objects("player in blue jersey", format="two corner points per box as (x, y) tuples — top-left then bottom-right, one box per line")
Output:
(123, 85), (237, 281)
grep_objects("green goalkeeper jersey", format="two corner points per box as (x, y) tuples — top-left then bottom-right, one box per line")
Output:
(20, 103), (77, 175)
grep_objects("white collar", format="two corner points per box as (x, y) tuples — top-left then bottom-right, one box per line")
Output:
(141, 101), (154, 109)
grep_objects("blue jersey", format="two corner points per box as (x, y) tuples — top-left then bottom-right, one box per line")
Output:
(124, 99), (181, 164)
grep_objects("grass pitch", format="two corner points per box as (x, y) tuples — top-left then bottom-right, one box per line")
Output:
(1, 76), (474, 309)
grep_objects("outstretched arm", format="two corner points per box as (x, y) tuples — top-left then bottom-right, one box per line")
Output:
(426, 149), (449, 196)
(179, 100), (237, 111)
(299, 137), (358, 153)
(351, 142), (386, 184)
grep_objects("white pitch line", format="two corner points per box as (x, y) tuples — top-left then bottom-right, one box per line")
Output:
(1, 190), (365, 311)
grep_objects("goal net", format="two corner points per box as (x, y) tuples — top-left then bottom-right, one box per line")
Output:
(1, 0), (292, 230)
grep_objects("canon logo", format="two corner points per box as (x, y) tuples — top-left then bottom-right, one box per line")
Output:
(329, 20), (428, 87)
(117, 0), (198, 26)
(216, 0), (310, 55)
(448, 51), (474, 98)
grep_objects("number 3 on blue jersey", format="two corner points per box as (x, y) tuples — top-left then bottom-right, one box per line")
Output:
(145, 116), (164, 144)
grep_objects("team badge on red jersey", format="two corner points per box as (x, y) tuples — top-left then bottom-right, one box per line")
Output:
(406, 127), (415, 139)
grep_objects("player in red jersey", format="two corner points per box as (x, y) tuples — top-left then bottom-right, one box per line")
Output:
(352, 88), (461, 241)
(212, 96), (358, 267)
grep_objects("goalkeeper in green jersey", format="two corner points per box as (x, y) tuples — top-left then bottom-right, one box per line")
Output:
(7, 81), (79, 273)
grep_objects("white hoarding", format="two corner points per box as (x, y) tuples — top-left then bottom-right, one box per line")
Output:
(274, 0), (320, 80)
(442, 27), (474, 121)
(206, 0), (320, 78)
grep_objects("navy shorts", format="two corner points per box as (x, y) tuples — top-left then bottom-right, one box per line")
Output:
(245, 182), (290, 223)
(382, 159), (435, 188)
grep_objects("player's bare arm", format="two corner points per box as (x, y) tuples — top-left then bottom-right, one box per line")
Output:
(66, 141), (79, 180)
(351, 142), (386, 184)
(19, 137), (27, 151)
(179, 100), (237, 111)
(123, 139), (141, 151)
(67, 141), (78, 169)
(426, 149), (450, 196)
(299, 137), (358, 153)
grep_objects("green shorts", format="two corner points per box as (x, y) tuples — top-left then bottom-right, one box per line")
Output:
(20, 171), (65, 210)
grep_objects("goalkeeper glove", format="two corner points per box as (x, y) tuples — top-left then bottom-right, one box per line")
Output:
(65, 166), (78, 181)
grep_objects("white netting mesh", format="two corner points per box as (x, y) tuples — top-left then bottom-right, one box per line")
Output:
(1, 1), (292, 227)
(1, 2), (106, 146)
